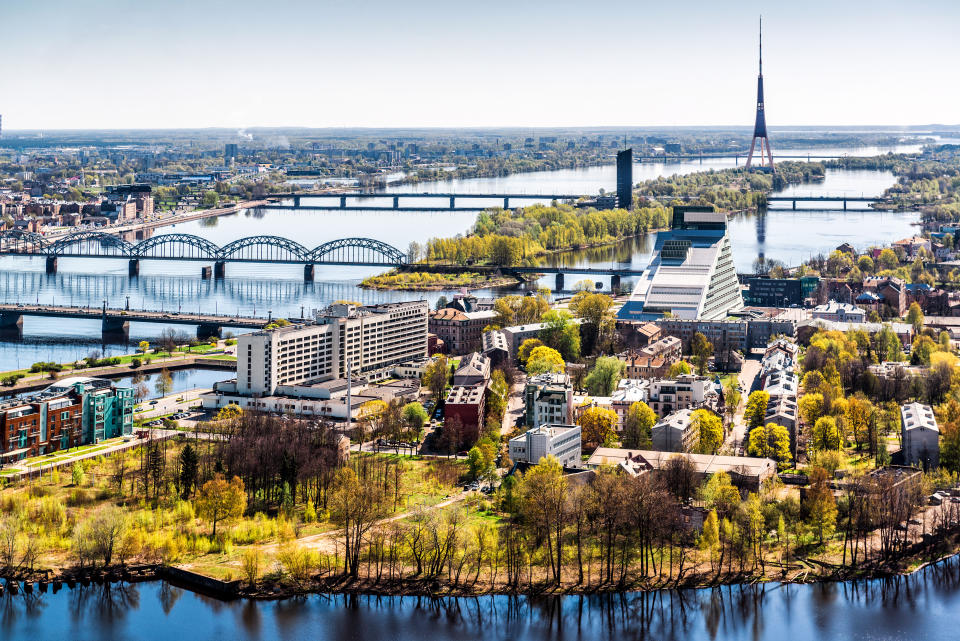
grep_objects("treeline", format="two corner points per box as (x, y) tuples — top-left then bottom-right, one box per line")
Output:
(424, 203), (670, 267)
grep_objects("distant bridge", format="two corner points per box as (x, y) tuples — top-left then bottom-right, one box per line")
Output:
(0, 230), (407, 280)
(765, 195), (890, 209)
(0, 302), (273, 339)
(264, 192), (583, 211)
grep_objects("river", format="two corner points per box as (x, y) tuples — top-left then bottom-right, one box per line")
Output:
(3, 557), (960, 640)
(0, 142), (926, 370)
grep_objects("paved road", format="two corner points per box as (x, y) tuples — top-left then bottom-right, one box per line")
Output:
(724, 357), (762, 454)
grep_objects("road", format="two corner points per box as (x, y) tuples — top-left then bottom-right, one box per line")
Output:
(724, 356), (762, 454)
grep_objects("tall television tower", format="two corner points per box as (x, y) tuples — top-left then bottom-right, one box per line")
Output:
(745, 16), (775, 172)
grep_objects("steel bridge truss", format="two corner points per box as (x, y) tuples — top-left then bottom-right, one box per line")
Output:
(0, 230), (407, 266)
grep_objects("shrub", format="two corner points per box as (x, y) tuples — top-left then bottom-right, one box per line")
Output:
(67, 488), (93, 507)
(130, 358), (142, 369)
(242, 548), (262, 586)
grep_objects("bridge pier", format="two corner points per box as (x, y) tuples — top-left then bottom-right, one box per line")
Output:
(101, 317), (129, 338)
(555, 273), (564, 292)
(340, 196), (347, 208)
(214, 261), (226, 279)
(393, 196), (399, 209)
(449, 196), (455, 209)
(128, 259), (140, 277)
(304, 264), (315, 282)
(45, 256), (57, 274)
(792, 200), (796, 210)
(0, 312), (23, 330)
(200, 266), (212, 279)
(293, 195), (301, 207)
(843, 199), (847, 211)
(197, 323), (222, 340)
(611, 274), (621, 293)
(503, 197), (509, 209)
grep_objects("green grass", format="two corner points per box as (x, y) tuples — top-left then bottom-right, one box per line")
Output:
(202, 354), (237, 361)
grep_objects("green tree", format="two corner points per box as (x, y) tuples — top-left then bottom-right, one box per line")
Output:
(178, 443), (199, 499)
(747, 422), (792, 462)
(71, 461), (86, 486)
(402, 402), (429, 441)
(700, 509), (720, 570)
(878, 248), (899, 270)
(743, 390), (770, 431)
(798, 393), (825, 428)
(622, 401), (656, 449)
(811, 416), (842, 451)
(691, 409), (723, 454)
(906, 301), (924, 334)
(422, 355), (450, 399)
(202, 190), (219, 207)
(537, 310), (580, 361)
(668, 361), (692, 377)
(690, 332), (714, 376)
(805, 467), (837, 544)
(519, 455), (568, 585)
(154, 369), (173, 397)
(584, 356), (626, 396)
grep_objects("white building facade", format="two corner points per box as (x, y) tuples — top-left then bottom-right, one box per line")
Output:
(509, 424), (582, 467)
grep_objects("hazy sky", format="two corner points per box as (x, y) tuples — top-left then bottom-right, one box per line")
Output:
(2, 0), (958, 130)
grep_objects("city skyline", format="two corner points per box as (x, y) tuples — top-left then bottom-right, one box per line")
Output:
(2, 0), (958, 130)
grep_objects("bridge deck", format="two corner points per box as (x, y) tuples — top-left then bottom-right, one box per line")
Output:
(0, 303), (270, 328)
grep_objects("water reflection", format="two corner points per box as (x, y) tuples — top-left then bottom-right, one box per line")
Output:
(4, 560), (960, 640)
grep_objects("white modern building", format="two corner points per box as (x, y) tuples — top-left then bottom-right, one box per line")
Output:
(617, 208), (743, 321)
(647, 375), (717, 416)
(901, 402), (939, 468)
(237, 301), (428, 396)
(508, 424), (582, 467)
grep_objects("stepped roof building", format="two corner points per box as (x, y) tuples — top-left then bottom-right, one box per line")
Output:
(618, 208), (743, 322)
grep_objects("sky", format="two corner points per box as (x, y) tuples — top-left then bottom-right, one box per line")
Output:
(1, 0), (958, 130)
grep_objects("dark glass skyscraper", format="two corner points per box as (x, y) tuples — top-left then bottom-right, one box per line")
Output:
(616, 148), (633, 210)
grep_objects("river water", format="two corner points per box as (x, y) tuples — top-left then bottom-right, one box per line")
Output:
(3, 557), (960, 641)
(0, 143), (925, 370)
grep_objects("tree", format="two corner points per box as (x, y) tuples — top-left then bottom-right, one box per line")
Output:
(700, 510), (720, 570)
(526, 345), (565, 376)
(811, 416), (842, 451)
(178, 444), (199, 499)
(467, 440), (496, 480)
(878, 248), (899, 270)
(906, 302), (924, 334)
(538, 310), (580, 361)
(747, 423), (792, 462)
(805, 467), (837, 544)
(71, 461), (86, 486)
(154, 369), (173, 397)
(85, 506), (128, 567)
(195, 475), (247, 536)
(202, 190), (219, 207)
(215, 404), (242, 421)
(668, 361), (691, 377)
(584, 356), (626, 396)
(242, 549), (263, 586)
(138, 340), (150, 354)
(743, 391), (770, 431)
(329, 466), (388, 577)
(519, 455), (568, 585)
(517, 338), (544, 366)
(798, 393), (825, 427)
(577, 406), (618, 450)
(569, 292), (614, 354)
(690, 332), (714, 376)
(422, 355), (450, 399)
(402, 402), (429, 440)
(622, 401), (656, 449)
(691, 409), (723, 454)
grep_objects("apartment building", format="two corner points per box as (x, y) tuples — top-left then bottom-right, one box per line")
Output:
(524, 373), (574, 428)
(238, 301), (429, 396)
(0, 377), (133, 463)
(646, 375), (717, 417)
(429, 308), (497, 354)
(508, 424), (582, 467)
